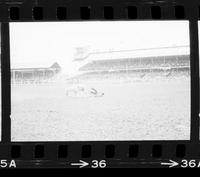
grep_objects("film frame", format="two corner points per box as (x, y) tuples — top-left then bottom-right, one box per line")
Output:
(0, 0), (199, 169)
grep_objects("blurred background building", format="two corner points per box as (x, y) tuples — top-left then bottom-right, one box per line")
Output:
(11, 62), (61, 84)
(72, 45), (190, 80)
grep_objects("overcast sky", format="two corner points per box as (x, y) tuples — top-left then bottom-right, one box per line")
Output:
(10, 21), (190, 74)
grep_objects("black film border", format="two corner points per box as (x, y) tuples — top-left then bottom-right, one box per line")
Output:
(0, 0), (199, 168)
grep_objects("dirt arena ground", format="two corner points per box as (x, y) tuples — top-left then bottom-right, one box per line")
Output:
(11, 76), (190, 141)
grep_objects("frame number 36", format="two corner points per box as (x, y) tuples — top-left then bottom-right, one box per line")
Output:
(91, 160), (107, 168)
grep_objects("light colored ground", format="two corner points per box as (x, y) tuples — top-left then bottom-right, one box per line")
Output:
(11, 76), (190, 141)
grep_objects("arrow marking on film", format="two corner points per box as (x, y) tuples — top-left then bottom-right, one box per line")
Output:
(161, 160), (179, 168)
(71, 160), (89, 168)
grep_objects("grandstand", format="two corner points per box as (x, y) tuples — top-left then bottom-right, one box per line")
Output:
(11, 62), (61, 84)
(73, 46), (190, 80)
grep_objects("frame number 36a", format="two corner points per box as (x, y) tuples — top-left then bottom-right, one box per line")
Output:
(181, 160), (200, 168)
(91, 160), (107, 168)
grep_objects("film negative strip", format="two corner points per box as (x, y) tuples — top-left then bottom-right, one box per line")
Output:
(0, 0), (199, 169)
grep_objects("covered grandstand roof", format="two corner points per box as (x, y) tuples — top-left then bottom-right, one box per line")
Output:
(74, 46), (190, 62)
(11, 62), (61, 70)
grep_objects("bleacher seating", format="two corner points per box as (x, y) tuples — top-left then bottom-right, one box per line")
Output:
(79, 55), (190, 73)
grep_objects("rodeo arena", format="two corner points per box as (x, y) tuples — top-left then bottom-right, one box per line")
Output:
(11, 45), (191, 141)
